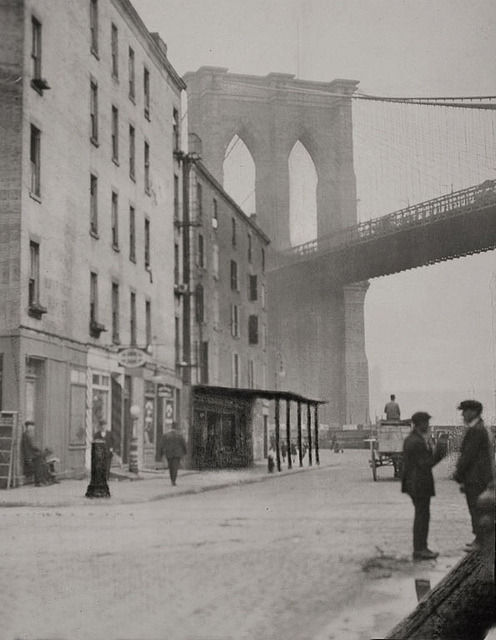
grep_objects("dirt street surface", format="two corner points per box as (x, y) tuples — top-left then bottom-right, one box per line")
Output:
(1, 451), (474, 640)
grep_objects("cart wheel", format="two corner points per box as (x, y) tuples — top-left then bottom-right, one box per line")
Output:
(371, 448), (377, 481)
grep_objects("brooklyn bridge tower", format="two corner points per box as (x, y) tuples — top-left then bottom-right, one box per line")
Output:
(184, 67), (369, 427)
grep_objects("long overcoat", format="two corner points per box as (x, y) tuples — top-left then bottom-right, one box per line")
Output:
(401, 430), (444, 498)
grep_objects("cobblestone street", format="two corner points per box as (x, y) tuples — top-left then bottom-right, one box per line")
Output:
(0, 450), (473, 640)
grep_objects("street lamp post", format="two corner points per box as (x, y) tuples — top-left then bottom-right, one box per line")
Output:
(129, 404), (140, 474)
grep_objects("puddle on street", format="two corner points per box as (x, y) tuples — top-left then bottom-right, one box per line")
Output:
(313, 556), (460, 640)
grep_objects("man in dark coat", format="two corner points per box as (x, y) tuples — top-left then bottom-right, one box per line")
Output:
(21, 421), (47, 486)
(159, 422), (187, 486)
(454, 400), (495, 550)
(93, 420), (114, 480)
(402, 412), (446, 560)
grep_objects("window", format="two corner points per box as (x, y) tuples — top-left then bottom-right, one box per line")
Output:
(200, 342), (209, 384)
(173, 108), (179, 150)
(130, 291), (136, 345)
(212, 289), (220, 326)
(144, 141), (150, 193)
(90, 174), (98, 234)
(90, 272), (98, 323)
(248, 234), (252, 263)
(29, 241), (40, 305)
(128, 47), (135, 99)
(143, 67), (150, 118)
(248, 315), (259, 345)
(90, 0), (98, 55)
(145, 299), (151, 347)
(232, 217), (236, 247)
(30, 124), (41, 196)
(144, 217), (150, 268)
(196, 182), (202, 217)
(248, 274), (258, 301)
(222, 414), (236, 448)
(213, 198), (218, 224)
(174, 243), (179, 285)
(111, 191), (119, 248)
(212, 244), (219, 278)
(261, 283), (266, 309)
(31, 17), (42, 79)
(248, 359), (255, 389)
(111, 23), (118, 78)
(111, 283), (120, 344)
(232, 353), (239, 388)
(90, 81), (98, 142)
(69, 370), (87, 446)
(174, 174), (179, 221)
(262, 322), (267, 350)
(129, 206), (136, 261)
(198, 234), (204, 268)
(230, 260), (238, 290)
(111, 106), (119, 162)
(262, 247), (266, 273)
(129, 125), (135, 179)
(196, 285), (204, 323)
(231, 304), (239, 338)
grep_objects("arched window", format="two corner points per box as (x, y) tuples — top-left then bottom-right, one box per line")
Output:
(289, 141), (317, 246)
(223, 135), (256, 214)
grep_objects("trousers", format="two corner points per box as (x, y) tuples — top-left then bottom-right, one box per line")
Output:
(167, 457), (181, 485)
(464, 484), (484, 539)
(411, 496), (431, 551)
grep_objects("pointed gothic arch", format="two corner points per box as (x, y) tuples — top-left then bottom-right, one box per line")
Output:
(223, 135), (256, 214)
(288, 141), (318, 245)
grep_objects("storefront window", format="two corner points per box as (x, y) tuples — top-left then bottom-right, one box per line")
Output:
(92, 372), (110, 433)
(144, 381), (155, 444)
(69, 369), (86, 446)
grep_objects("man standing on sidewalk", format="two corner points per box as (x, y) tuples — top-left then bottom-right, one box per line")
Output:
(159, 422), (187, 486)
(454, 400), (495, 551)
(402, 412), (446, 560)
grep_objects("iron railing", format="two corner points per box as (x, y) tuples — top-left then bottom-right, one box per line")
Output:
(283, 179), (496, 260)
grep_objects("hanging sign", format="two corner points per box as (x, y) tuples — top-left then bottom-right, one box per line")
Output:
(117, 348), (148, 368)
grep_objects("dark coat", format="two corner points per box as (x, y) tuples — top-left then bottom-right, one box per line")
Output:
(454, 420), (494, 492)
(160, 430), (187, 460)
(93, 431), (115, 455)
(401, 430), (445, 498)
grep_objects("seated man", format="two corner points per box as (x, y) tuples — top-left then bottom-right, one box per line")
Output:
(21, 421), (48, 486)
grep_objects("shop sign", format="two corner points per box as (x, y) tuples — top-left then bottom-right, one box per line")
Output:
(117, 348), (147, 368)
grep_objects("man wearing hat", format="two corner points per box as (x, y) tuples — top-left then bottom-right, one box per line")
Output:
(454, 400), (495, 550)
(402, 411), (446, 560)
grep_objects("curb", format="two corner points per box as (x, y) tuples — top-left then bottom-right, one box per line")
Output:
(0, 461), (330, 509)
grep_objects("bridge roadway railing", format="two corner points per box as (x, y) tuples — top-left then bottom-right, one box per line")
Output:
(282, 179), (496, 261)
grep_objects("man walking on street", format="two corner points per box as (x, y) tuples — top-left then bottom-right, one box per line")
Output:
(160, 422), (187, 486)
(385, 394), (401, 421)
(454, 400), (495, 551)
(402, 412), (446, 560)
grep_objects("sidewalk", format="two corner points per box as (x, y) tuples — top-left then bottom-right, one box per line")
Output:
(0, 450), (337, 508)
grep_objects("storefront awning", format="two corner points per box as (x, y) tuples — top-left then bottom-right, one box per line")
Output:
(193, 385), (326, 406)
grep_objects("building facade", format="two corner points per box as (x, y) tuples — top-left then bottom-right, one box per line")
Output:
(0, 0), (185, 476)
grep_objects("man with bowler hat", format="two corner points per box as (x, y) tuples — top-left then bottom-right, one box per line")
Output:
(159, 422), (187, 486)
(454, 400), (495, 550)
(402, 412), (446, 560)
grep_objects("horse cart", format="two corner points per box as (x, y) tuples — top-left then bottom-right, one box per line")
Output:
(366, 420), (411, 481)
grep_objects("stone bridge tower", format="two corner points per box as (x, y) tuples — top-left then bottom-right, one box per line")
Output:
(184, 67), (369, 426)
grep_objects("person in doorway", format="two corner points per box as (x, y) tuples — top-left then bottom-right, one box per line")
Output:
(94, 420), (114, 480)
(159, 422), (187, 486)
(454, 400), (495, 551)
(281, 441), (287, 464)
(402, 412), (446, 560)
(21, 421), (57, 486)
(384, 394), (401, 421)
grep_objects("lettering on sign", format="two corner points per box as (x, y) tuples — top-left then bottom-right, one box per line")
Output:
(117, 348), (148, 368)
(157, 385), (173, 399)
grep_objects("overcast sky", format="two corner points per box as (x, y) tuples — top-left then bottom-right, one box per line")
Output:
(133, 0), (496, 422)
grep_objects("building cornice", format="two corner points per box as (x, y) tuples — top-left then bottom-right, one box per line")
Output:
(114, 0), (186, 91)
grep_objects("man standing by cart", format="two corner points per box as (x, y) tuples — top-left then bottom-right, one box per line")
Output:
(402, 412), (446, 560)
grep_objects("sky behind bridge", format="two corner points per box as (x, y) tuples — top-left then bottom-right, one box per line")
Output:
(133, 0), (496, 423)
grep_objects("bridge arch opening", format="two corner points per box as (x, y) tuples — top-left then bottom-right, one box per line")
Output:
(223, 135), (256, 214)
(289, 141), (317, 246)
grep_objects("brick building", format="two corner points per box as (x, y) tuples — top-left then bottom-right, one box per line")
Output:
(0, 0), (185, 476)
(177, 152), (271, 466)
